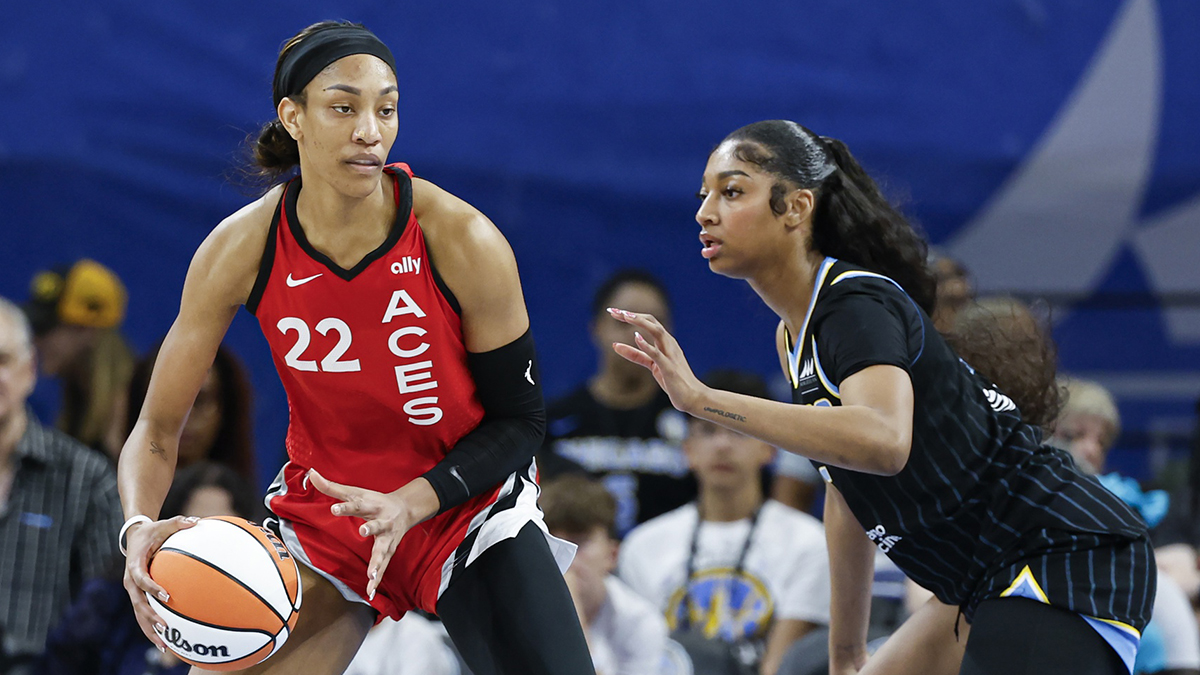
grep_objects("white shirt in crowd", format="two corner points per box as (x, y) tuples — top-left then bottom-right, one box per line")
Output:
(1154, 571), (1200, 671)
(589, 575), (671, 675)
(774, 448), (821, 485)
(618, 499), (830, 643)
(344, 612), (459, 675)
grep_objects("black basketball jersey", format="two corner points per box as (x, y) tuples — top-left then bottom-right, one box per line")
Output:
(785, 258), (1154, 643)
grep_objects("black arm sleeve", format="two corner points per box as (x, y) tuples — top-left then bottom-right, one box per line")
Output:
(422, 328), (545, 514)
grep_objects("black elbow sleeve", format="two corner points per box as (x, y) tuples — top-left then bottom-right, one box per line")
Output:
(422, 328), (545, 513)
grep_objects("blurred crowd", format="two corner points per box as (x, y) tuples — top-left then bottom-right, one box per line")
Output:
(1, 256), (1197, 675)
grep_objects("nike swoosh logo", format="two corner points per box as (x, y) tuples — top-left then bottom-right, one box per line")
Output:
(286, 273), (323, 287)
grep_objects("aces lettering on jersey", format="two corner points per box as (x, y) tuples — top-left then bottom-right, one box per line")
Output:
(274, 288), (444, 427)
(382, 289), (443, 426)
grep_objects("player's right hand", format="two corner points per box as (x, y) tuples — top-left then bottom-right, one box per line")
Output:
(122, 515), (199, 650)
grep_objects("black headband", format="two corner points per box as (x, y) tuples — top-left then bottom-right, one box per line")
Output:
(272, 26), (397, 107)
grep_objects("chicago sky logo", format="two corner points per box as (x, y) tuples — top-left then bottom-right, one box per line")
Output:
(798, 358), (814, 381)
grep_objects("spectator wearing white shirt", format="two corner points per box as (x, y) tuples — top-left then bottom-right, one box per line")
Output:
(541, 475), (670, 675)
(344, 612), (459, 675)
(620, 370), (830, 675)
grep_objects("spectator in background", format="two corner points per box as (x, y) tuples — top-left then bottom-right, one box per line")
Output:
(929, 251), (973, 334)
(1152, 397), (1200, 611)
(1051, 376), (1121, 474)
(37, 462), (260, 675)
(0, 297), (123, 672)
(23, 260), (135, 461)
(619, 371), (830, 675)
(343, 612), (460, 675)
(945, 296), (1061, 434)
(542, 269), (694, 536)
(770, 450), (820, 515)
(125, 341), (257, 486)
(541, 474), (669, 675)
(1050, 378), (1200, 675)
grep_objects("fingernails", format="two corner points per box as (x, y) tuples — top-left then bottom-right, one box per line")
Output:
(332, 504), (342, 515)
(184, 516), (200, 523)
(607, 307), (618, 314)
(154, 623), (165, 634)
(360, 525), (369, 537)
(368, 586), (376, 601)
(158, 644), (166, 654)
(157, 591), (169, 602)
(302, 472), (311, 490)
(635, 331), (643, 342)
(371, 569), (378, 580)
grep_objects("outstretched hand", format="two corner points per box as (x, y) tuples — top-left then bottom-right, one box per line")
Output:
(607, 308), (706, 414)
(307, 469), (433, 601)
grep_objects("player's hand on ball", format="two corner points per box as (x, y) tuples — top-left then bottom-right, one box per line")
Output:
(308, 469), (424, 601)
(607, 308), (706, 414)
(122, 515), (200, 649)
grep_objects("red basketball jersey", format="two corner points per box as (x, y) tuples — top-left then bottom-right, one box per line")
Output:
(249, 163), (485, 497)
(246, 165), (556, 616)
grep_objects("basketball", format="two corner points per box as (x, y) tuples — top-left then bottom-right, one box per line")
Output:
(146, 516), (302, 670)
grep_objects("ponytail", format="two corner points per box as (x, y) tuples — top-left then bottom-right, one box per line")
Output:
(248, 117), (302, 185)
(241, 20), (370, 190)
(811, 138), (937, 314)
(723, 121), (937, 315)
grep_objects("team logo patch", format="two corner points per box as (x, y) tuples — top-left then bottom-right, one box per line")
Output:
(665, 568), (774, 641)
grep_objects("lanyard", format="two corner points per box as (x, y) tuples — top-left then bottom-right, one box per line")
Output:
(678, 502), (763, 632)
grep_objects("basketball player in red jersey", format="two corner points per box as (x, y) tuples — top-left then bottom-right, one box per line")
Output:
(116, 21), (595, 675)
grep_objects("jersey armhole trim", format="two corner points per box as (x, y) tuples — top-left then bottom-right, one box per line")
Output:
(404, 167), (462, 316)
(427, 254), (462, 317)
(245, 187), (285, 316)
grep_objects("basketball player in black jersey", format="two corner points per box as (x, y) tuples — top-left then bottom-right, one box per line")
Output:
(609, 120), (1153, 675)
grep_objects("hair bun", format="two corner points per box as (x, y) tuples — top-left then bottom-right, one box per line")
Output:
(253, 119), (300, 173)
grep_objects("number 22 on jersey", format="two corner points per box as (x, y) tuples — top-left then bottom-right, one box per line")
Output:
(275, 289), (443, 426)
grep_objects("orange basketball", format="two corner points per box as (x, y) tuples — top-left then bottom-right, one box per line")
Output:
(146, 516), (302, 670)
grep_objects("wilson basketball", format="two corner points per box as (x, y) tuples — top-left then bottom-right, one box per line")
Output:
(146, 516), (302, 670)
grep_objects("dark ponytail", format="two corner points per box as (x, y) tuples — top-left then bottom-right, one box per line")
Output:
(723, 121), (937, 314)
(243, 20), (362, 188)
(812, 139), (937, 314)
(250, 117), (302, 185)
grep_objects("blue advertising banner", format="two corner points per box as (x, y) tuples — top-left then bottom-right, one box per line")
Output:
(2, 0), (1196, 484)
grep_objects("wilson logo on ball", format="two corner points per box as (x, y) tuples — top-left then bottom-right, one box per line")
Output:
(165, 628), (231, 658)
(257, 525), (293, 561)
(147, 516), (302, 671)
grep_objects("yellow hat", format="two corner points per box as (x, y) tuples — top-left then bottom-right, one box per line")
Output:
(26, 259), (127, 334)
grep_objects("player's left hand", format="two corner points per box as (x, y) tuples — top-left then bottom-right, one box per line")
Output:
(307, 469), (435, 601)
(607, 308), (706, 414)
